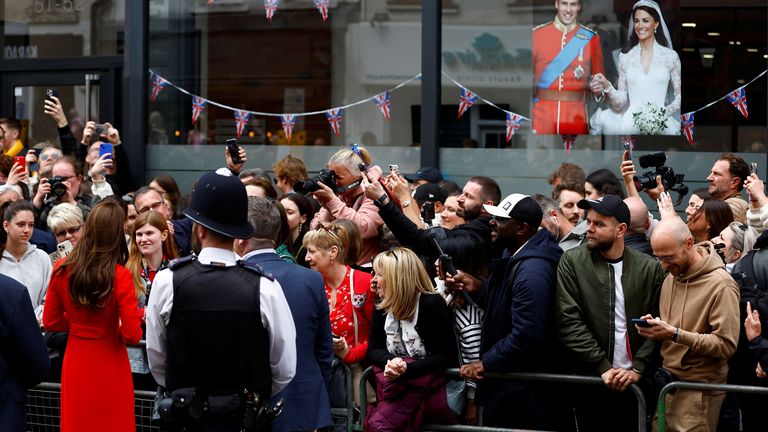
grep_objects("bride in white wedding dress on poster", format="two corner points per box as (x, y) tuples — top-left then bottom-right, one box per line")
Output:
(589, 0), (681, 135)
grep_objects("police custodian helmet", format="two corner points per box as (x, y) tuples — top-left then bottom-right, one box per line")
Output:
(183, 171), (254, 239)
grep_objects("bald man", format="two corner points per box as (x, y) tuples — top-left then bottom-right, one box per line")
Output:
(623, 197), (652, 255)
(638, 218), (740, 432)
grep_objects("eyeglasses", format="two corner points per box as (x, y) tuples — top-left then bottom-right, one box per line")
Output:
(138, 201), (165, 214)
(40, 153), (62, 161)
(654, 239), (687, 263)
(318, 224), (342, 242)
(54, 225), (81, 238)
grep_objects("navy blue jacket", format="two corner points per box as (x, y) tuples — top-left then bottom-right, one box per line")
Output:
(0, 274), (50, 431)
(478, 228), (563, 374)
(172, 217), (193, 256)
(244, 251), (333, 432)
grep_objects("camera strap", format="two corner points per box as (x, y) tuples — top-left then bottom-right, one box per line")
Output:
(335, 178), (362, 194)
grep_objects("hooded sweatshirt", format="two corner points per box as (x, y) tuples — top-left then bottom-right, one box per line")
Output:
(0, 243), (52, 320)
(660, 242), (740, 383)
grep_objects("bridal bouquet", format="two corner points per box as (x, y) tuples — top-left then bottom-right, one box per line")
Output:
(632, 103), (668, 135)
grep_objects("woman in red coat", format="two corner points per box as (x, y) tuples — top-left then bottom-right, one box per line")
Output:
(43, 199), (142, 432)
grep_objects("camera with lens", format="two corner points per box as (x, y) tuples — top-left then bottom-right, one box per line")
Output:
(293, 169), (337, 195)
(48, 176), (69, 197)
(633, 152), (689, 204)
(714, 242), (727, 262)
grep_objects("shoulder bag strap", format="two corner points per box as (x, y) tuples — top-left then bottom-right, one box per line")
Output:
(349, 269), (359, 346)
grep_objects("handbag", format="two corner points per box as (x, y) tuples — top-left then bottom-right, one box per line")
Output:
(327, 270), (360, 408)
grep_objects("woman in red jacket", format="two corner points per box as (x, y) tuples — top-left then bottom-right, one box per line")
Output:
(43, 199), (142, 432)
(304, 222), (375, 405)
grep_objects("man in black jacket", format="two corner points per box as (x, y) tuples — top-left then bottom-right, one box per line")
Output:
(452, 194), (563, 429)
(364, 175), (501, 264)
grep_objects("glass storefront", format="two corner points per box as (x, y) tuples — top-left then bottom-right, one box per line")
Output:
(1, 0), (766, 194)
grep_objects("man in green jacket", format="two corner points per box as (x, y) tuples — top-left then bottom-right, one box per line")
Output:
(556, 196), (665, 430)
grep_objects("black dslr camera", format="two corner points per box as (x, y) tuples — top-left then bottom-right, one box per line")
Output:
(48, 176), (70, 197)
(293, 169), (337, 194)
(633, 152), (689, 205)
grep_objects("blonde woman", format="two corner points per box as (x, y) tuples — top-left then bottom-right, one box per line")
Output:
(366, 247), (458, 431)
(303, 222), (374, 405)
(309, 145), (384, 265)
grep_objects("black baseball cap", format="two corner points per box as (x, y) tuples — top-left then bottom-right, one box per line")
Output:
(405, 166), (443, 184)
(413, 183), (447, 206)
(577, 195), (631, 226)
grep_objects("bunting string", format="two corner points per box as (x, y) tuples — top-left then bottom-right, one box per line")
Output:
(148, 67), (765, 144)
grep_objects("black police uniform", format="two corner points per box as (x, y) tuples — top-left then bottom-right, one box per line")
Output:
(161, 256), (273, 432)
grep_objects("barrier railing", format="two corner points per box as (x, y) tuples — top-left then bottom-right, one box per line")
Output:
(25, 382), (159, 431)
(330, 361), (356, 432)
(354, 367), (647, 432)
(656, 381), (768, 432)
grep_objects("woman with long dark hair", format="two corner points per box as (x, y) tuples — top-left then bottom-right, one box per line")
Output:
(43, 199), (142, 432)
(589, 0), (681, 135)
(281, 193), (315, 265)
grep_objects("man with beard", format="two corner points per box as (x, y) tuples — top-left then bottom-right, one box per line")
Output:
(637, 218), (739, 431)
(453, 194), (563, 429)
(365, 175), (501, 264)
(555, 195), (664, 430)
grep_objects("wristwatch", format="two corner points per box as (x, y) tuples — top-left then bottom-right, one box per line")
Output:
(672, 327), (680, 343)
(374, 193), (389, 208)
(401, 199), (412, 208)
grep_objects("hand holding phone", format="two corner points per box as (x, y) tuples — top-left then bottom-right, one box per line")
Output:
(226, 139), (241, 164)
(389, 164), (400, 177)
(631, 318), (652, 328)
(13, 156), (26, 173)
(99, 143), (113, 160)
(57, 240), (74, 257)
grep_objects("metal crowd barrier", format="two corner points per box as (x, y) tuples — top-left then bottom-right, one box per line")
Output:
(25, 383), (159, 432)
(656, 381), (768, 432)
(354, 367), (647, 432)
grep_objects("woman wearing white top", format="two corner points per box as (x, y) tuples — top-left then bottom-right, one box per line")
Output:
(590, 0), (681, 135)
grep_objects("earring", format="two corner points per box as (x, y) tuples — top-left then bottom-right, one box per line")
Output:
(299, 223), (303, 231)
(654, 28), (657, 33)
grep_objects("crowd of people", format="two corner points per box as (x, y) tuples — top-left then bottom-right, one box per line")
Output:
(1, 96), (768, 432)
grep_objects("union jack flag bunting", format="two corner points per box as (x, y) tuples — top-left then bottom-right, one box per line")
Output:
(234, 110), (251, 138)
(505, 112), (524, 142)
(281, 114), (297, 143)
(191, 96), (207, 125)
(149, 73), (168, 102)
(264, 0), (280, 22)
(726, 87), (749, 119)
(457, 88), (478, 119)
(372, 92), (391, 121)
(314, 0), (329, 21)
(681, 112), (694, 146)
(325, 109), (343, 136)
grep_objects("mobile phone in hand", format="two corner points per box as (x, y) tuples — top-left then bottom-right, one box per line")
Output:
(57, 240), (73, 257)
(631, 318), (652, 328)
(331, 332), (341, 340)
(46, 89), (59, 101)
(226, 138), (241, 164)
(13, 156), (26, 173)
(99, 143), (113, 160)
(389, 164), (400, 177)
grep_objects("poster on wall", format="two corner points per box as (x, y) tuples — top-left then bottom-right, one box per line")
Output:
(531, 0), (681, 136)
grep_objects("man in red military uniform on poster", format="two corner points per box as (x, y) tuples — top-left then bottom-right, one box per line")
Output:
(533, 0), (605, 135)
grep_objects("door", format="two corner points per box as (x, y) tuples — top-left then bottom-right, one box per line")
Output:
(0, 66), (120, 149)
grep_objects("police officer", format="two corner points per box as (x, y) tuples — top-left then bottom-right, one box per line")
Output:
(146, 171), (296, 431)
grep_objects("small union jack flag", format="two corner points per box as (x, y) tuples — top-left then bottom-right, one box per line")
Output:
(264, 0), (280, 22)
(457, 88), (478, 119)
(681, 112), (694, 146)
(372, 92), (391, 121)
(234, 110), (251, 138)
(505, 112), (524, 142)
(149, 73), (168, 102)
(281, 114), (297, 143)
(562, 134), (576, 153)
(191, 96), (207, 125)
(325, 109), (343, 136)
(726, 87), (749, 119)
(314, 0), (329, 21)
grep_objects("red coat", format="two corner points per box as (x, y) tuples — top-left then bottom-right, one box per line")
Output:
(532, 19), (604, 135)
(43, 264), (142, 432)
